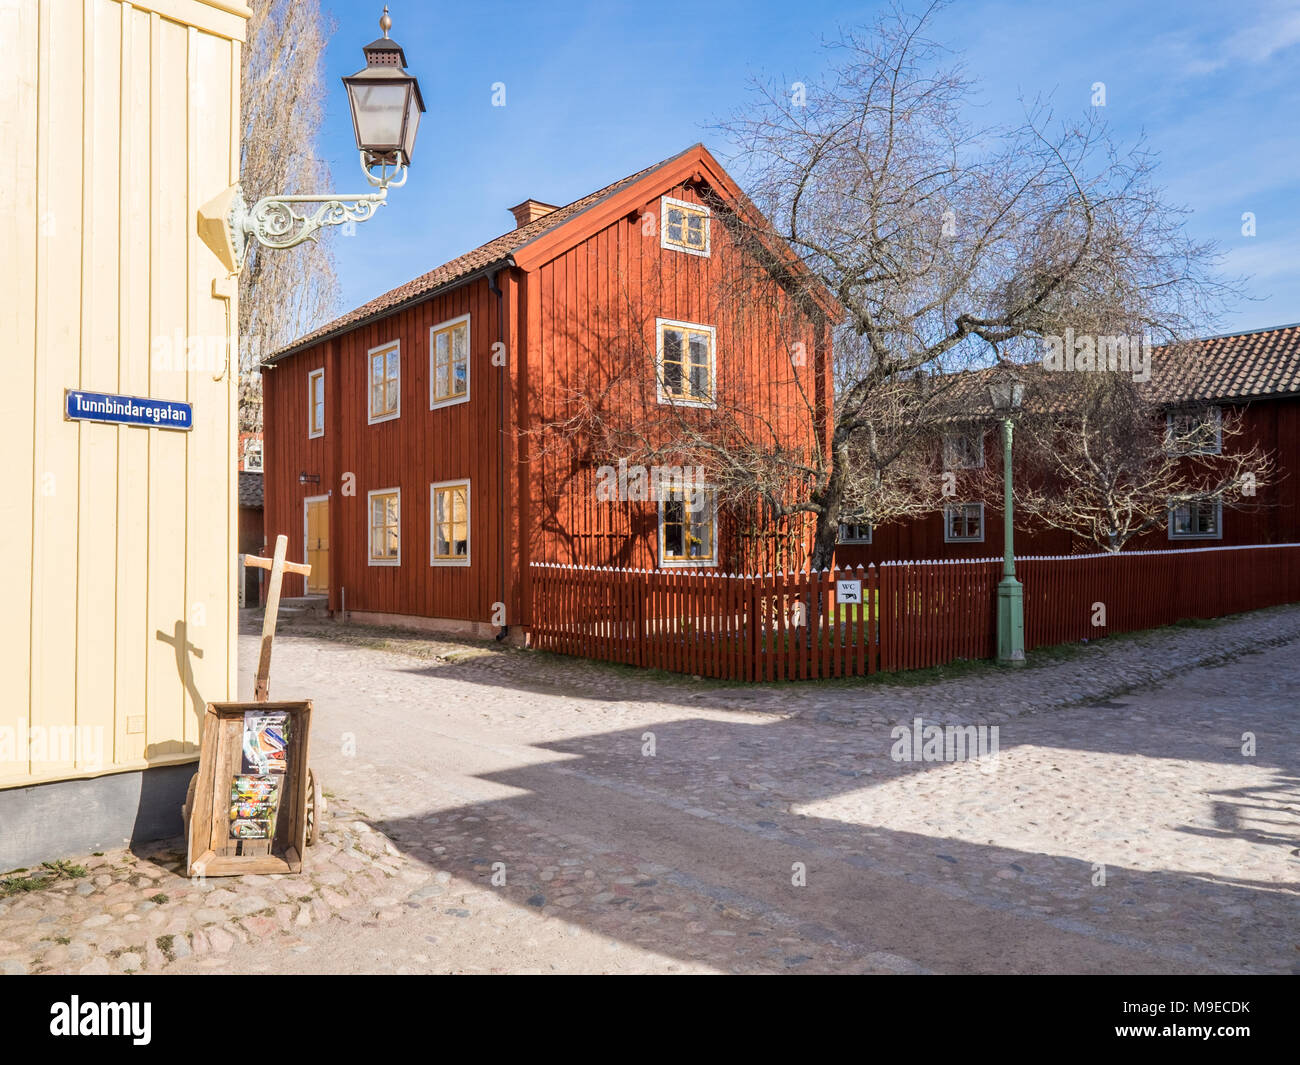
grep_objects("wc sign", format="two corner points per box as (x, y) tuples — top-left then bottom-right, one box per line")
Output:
(836, 579), (862, 605)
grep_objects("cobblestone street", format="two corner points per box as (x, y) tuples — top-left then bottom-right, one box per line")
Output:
(3, 606), (1298, 974)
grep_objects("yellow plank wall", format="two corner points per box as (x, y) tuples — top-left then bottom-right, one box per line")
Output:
(0, 0), (248, 788)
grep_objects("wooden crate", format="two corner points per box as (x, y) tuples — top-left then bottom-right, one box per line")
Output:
(187, 700), (312, 877)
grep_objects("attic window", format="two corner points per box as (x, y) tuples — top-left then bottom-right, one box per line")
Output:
(661, 196), (710, 256)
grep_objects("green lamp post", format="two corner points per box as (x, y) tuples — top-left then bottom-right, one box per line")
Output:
(990, 368), (1025, 666)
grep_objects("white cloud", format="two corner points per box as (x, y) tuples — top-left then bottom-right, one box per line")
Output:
(1170, 4), (1300, 75)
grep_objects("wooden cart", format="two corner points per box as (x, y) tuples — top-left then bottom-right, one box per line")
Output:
(183, 535), (325, 877)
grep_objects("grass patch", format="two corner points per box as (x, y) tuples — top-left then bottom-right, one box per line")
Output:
(0, 859), (87, 898)
(148, 893), (169, 906)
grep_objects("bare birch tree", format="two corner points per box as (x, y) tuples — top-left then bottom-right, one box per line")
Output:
(238, 0), (340, 432)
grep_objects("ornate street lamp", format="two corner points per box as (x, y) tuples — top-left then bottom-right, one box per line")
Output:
(989, 366), (1025, 666)
(198, 7), (425, 275)
(343, 8), (425, 174)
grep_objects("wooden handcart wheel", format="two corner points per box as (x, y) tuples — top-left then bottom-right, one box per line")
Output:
(182, 772), (197, 827)
(305, 768), (324, 846)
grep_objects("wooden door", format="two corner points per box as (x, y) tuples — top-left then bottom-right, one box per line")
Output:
(305, 498), (329, 594)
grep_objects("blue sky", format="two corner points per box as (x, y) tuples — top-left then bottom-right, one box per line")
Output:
(317, 0), (1300, 336)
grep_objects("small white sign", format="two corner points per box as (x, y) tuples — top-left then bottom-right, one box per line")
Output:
(836, 579), (862, 604)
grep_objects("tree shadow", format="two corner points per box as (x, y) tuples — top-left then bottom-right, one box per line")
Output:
(1176, 777), (1300, 849)
(366, 713), (1299, 974)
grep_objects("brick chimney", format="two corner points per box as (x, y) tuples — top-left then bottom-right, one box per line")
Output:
(508, 199), (559, 229)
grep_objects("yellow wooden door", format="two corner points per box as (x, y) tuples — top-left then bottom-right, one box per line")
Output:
(305, 499), (329, 594)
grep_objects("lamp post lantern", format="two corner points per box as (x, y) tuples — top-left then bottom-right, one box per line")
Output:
(990, 368), (1026, 666)
(343, 7), (425, 173)
(198, 7), (425, 276)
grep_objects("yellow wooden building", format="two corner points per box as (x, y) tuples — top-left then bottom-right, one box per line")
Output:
(0, 0), (250, 866)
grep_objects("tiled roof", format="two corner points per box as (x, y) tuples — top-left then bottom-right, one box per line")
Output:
(238, 470), (264, 509)
(263, 145), (701, 365)
(925, 323), (1300, 420)
(1148, 322), (1300, 403)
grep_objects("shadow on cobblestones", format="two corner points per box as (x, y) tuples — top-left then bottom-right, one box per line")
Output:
(370, 707), (1300, 974)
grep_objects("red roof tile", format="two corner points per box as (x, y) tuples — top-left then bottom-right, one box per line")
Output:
(1149, 322), (1300, 403)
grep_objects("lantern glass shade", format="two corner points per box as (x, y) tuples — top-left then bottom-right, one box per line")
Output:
(402, 103), (420, 164)
(989, 375), (1024, 413)
(344, 74), (422, 165)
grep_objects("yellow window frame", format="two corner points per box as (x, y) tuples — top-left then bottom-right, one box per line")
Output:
(657, 320), (715, 404)
(661, 488), (716, 565)
(308, 368), (325, 438)
(662, 196), (710, 254)
(431, 480), (471, 564)
(431, 318), (469, 405)
(369, 489), (400, 564)
(369, 343), (400, 421)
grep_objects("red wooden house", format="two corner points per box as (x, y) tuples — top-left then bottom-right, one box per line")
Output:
(833, 323), (1300, 566)
(261, 144), (834, 636)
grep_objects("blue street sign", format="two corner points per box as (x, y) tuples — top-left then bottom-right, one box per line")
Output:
(65, 389), (193, 431)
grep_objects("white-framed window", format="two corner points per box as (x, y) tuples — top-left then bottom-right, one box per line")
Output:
(1166, 406), (1222, 455)
(430, 480), (471, 566)
(307, 368), (325, 439)
(837, 521), (873, 544)
(1168, 496), (1223, 540)
(367, 487), (401, 565)
(944, 503), (984, 543)
(660, 195), (710, 256)
(430, 314), (470, 409)
(943, 430), (985, 470)
(243, 438), (264, 472)
(368, 341), (401, 424)
(658, 487), (718, 567)
(656, 318), (716, 407)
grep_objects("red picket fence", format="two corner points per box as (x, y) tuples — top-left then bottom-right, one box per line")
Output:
(528, 558), (999, 680)
(1018, 542), (1300, 649)
(527, 543), (1300, 681)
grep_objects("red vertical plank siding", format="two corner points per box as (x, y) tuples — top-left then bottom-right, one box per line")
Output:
(263, 275), (508, 627)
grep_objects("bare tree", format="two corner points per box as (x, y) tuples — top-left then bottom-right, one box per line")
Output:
(713, 1), (1235, 568)
(977, 364), (1274, 552)
(238, 0), (340, 432)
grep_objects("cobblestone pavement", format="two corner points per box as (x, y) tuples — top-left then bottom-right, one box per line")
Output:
(2, 605), (1298, 974)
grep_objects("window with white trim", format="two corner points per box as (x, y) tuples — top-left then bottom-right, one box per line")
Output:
(943, 430), (985, 470)
(1166, 407), (1222, 455)
(837, 521), (873, 544)
(430, 315), (470, 408)
(431, 480), (471, 565)
(944, 503), (984, 542)
(368, 342), (400, 423)
(243, 438), (263, 472)
(659, 487), (718, 567)
(1168, 496), (1223, 539)
(307, 368), (325, 438)
(660, 196), (710, 256)
(368, 488), (401, 565)
(656, 318), (715, 406)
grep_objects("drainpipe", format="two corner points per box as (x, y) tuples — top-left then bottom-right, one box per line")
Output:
(490, 268), (509, 642)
